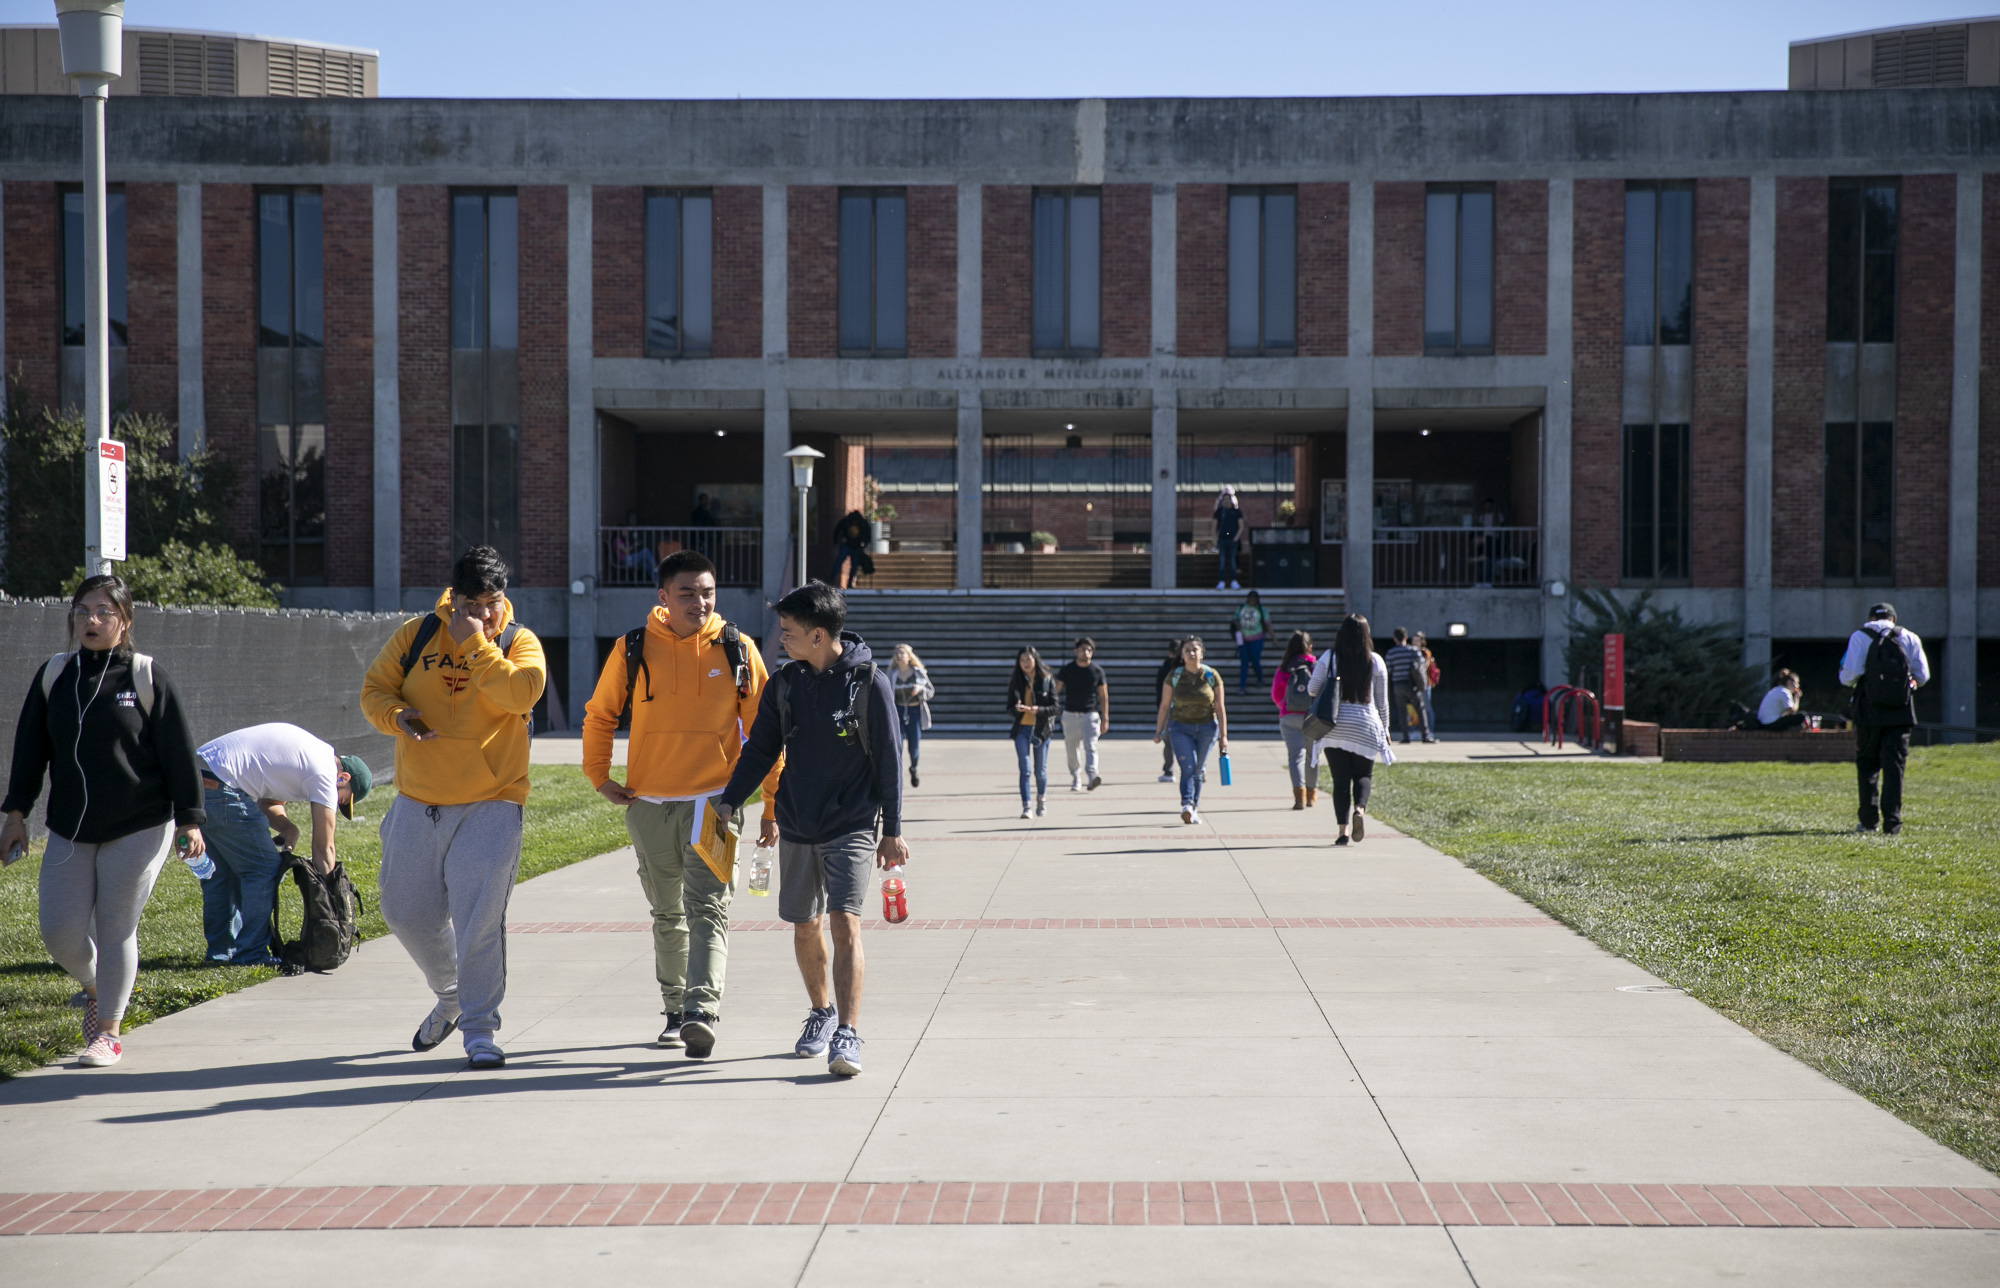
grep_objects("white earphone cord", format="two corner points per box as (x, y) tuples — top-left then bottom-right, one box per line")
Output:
(71, 652), (112, 846)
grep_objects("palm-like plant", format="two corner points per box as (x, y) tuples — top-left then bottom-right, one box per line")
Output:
(1562, 585), (1759, 728)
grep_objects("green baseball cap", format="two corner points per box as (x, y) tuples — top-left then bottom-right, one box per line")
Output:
(337, 754), (373, 819)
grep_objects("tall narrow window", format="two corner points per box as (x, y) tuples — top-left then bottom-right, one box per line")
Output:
(58, 186), (128, 411)
(255, 189), (326, 584)
(1621, 182), (1693, 583)
(1226, 187), (1296, 354)
(1031, 188), (1100, 355)
(838, 189), (906, 356)
(1822, 423), (1894, 583)
(644, 190), (713, 356)
(1824, 178), (1896, 584)
(452, 191), (520, 570)
(1423, 185), (1494, 355)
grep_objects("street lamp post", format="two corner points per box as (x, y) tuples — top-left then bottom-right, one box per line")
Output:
(56, 0), (123, 579)
(783, 445), (824, 590)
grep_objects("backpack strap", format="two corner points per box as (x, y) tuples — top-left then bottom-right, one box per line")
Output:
(719, 621), (752, 698)
(39, 652), (75, 703)
(130, 653), (155, 716)
(494, 621), (521, 657)
(398, 614), (444, 677)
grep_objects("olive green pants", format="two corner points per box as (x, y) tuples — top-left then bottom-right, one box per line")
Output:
(626, 798), (734, 1018)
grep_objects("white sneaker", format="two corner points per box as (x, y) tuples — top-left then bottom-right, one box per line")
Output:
(77, 1032), (122, 1067)
(1157, 771), (1174, 783)
(1229, 581), (1241, 590)
(1214, 581), (1226, 590)
(1070, 777), (1083, 793)
(1181, 806), (1194, 824)
(1035, 798), (1047, 817)
(1188, 808), (1204, 825)
(1019, 804), (1032, 819)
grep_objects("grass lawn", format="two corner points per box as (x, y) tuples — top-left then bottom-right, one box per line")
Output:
(1365, 743), (2000, 1175)
(0, 765), (631, 1077)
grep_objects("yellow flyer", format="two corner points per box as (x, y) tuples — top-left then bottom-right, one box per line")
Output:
(689, 796), (738, 886)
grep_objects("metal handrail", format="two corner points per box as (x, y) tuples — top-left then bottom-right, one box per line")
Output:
(599, 526), (761, 587)
(1373, 525), (1538, 588)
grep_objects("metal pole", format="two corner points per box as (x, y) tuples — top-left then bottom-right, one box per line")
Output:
(795, 486), (809, 589)
(81, 88), (109, 578)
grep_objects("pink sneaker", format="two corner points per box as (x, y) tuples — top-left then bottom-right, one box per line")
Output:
(77, 1032), (122, 1067)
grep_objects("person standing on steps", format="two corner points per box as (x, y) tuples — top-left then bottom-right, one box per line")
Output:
(582, 549), (780, 1059)
(1839, 603), (1930, 835)
(1213, 488), (1245, 590)
(889, 644), (933, 789)
(1272, 631), (1318, 810)
(1233, 590), (1273, 694)
(1154, 638), (1183, 783)
(1308, 614), (1393, 846)
(716, 581), (904, 1079)
(1154, 637), (1228, 826)
(1384, 628), (1432, 744)
(1006, 646), (1059, 818)
(360, 546), (547, 1071)
(1, 575), (207, 1070)
(1055, 637), (1109, 793)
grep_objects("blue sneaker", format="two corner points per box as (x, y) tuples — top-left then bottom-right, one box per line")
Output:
(828, 1026), (863, 1077)
(795, 1006), (838, 1058)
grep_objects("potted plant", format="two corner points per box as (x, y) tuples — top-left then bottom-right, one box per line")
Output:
(861, 475), (897, 552)
(1030, 530), (1059, 554)
(1275, 499), (1297, 527)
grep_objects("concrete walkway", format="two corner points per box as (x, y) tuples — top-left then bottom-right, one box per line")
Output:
(2, 738), (1993, 1284)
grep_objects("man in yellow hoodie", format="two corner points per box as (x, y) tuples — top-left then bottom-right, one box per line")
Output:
(360, 545), (546, 1070)
(583, 549), (779, 1060)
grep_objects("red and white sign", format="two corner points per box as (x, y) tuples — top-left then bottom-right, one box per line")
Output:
(97, 439), (126, 563)
(1602, 633), (1625, 710)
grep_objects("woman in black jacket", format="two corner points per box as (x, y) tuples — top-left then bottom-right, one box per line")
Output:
(0, 576), (207, 1069)
(1153, 638), (1183, 782)
(1005, 645), (1058, 819)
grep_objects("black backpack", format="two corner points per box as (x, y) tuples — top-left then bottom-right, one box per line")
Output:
(1857, 629), (1913, 718)
(272, 851), (364, 975)
(616, 620), (752, 731)
(1283, 659), (1314, 714)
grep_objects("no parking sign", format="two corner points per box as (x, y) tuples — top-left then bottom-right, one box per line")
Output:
(97, 439), (126, 563)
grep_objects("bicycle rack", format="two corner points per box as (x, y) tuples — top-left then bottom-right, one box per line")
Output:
(1544, 685), (1601, 750)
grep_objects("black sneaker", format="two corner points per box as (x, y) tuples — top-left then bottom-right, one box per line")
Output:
(1088, 775), (1102, 791)
(658, 1012), (685, 1048)
(1351, 809), (1366, 843)
(1884, 822), (1903, 836)
(682, 1013), (719, 1059)
(911, 766), (920, 788)
(412, 1002), (460, 1052)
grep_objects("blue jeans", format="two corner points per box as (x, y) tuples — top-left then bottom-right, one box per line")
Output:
(200, 783), (285, 963)
(899, 705), (923, 769)
(1012, 726), (1048, 804)
(1217, 541), (1240, 583)
(1167, 720), (1217, 810)
(1237, 637), (1265, 691)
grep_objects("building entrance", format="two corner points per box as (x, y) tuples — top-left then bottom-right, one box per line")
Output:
(981, 422), (1150, 588)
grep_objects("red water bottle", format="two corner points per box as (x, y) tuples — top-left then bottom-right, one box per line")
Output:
(880, 866), (909, 924)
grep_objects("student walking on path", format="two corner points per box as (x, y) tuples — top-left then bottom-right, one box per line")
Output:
(1213, 488), (1245, 590)
(1384, 628), (1433, 744)
(1007, 646), (1059, 818)
(1414, 631), (1440, 737)
(1839, 602), (1930, 835)
(1154, 637), (1228, 826)
(1056, 637), (1109, 793)
(1, 575), (208, 1069)
(718, 582), (905, 1078)
(1233, 590), (1273, 694)
(361, 546), (546, 1070)
(1272, 631), (1317, 810)
(889, 644), (933, 788)
(1153, 638), (1183, 782)
(1308, 614), (1393, 846)
(195, 723), (371, 967)
(582, 549), (780, 1058)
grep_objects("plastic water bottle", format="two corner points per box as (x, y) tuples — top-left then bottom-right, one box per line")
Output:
(747, 843), (775, 897)
(178, 833), (215, 881)
(880, 866), (909, 924)
(1218, 753), (1233, 786)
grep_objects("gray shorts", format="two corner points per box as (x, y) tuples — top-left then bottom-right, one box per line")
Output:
(778, 831), (877, 923)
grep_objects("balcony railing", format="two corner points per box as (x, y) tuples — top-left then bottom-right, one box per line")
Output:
(600, 527), (761, 587)
(1373, 526), (1538, 588)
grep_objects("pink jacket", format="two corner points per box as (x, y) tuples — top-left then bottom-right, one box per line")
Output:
(1272, 652), (1316, 713)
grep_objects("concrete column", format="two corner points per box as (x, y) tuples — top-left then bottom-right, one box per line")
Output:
(1946, 170), (1982, 736)
(1344, 180), (1374, 618)
(957, 182), (981, 359)
(371, 185), (401, 614)
(0, 181), (7, 583)
(176, 183), (203, 457)
(564, 184), (597, 732)
(761, 184), (792, 612)
(956, 393), (983, 590)
(1151, 183), (1178, 587)
(1541, 179), (1575, 689)
(1743, 175), (1777, 677)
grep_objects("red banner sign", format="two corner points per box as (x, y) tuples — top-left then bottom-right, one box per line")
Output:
(1603, 633), (1625, 709)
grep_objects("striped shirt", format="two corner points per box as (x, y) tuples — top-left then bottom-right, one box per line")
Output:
(1306, 650), (1394, 764)
(1385, 644), (1426, 686)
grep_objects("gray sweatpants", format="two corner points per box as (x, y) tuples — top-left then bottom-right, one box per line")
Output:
(39, 822), (173, 1030)
(378, 796), (523, 1041)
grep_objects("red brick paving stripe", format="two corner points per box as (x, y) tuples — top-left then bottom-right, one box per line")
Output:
(3, 1183), (1995, 1233)
(509, 916), (1560, 933)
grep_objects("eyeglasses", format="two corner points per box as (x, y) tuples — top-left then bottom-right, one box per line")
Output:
(71, 607), (123, 624)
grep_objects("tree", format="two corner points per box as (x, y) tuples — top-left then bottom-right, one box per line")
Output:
(1562, 584), (1759, 728)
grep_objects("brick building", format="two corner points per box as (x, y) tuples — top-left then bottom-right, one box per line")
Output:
(0, 86), (1994, 731)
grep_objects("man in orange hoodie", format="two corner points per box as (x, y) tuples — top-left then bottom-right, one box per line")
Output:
(583, 549), (779, 1059)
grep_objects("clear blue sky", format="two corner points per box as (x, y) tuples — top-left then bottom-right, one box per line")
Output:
(0, 1), (1987, 98)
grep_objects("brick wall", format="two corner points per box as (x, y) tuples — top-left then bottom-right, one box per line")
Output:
(1102, 184), (1151, 357)
(592, 186), (641, 359)
(1373, 181), (1425, 356)
(1495, 180), (1547, 356)
(712, 185), (763, 359)
(1984, 174), (2000, 588)
(1570, 179), (1624, 586)
(1176, 184), (1226, 357)
(787, 186), (837, 359)
(517, 186), (568, 589)
(397, 186), (450, 585)
(981, 185), (1029, 357)
(1894, 174), (1954, 589)
(322, 185), (373, 588)
(1771, 177), (1826, 588)
(1690, 178), (1747, 587)
(906, 185), (956, 359)
(123, 182), (177, 422)
(1297, 182), (1347, 357)
(3, 181), (58, 415)
(202, 184), (257, 550)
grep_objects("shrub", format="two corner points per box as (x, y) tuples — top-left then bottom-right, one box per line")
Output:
(62, 540), (279, 610)
(1030, 530), (1059, 549)
(1562, 584), (1760, 728)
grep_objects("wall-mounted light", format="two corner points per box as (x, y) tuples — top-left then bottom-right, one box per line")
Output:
(1446, 622), (1468, 638)
(715, 429), (725, 437)
(1064, 422), (1082, 451)
(1420, 428), (1431, 437)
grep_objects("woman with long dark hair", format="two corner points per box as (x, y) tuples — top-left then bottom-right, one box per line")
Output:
(1306, 614), (1392, 845)
(1, 576), (207, 1067)
(1153, 636), (1228, 825)
(1005, 645), (1058, 819)
(1271, 631), (1318, 809)
(1153, 638), (1183, 782)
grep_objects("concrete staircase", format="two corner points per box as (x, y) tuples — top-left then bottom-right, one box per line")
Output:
(837, 589), (1347, 734)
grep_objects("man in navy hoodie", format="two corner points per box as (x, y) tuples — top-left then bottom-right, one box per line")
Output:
(717, 581), (905, 1077)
